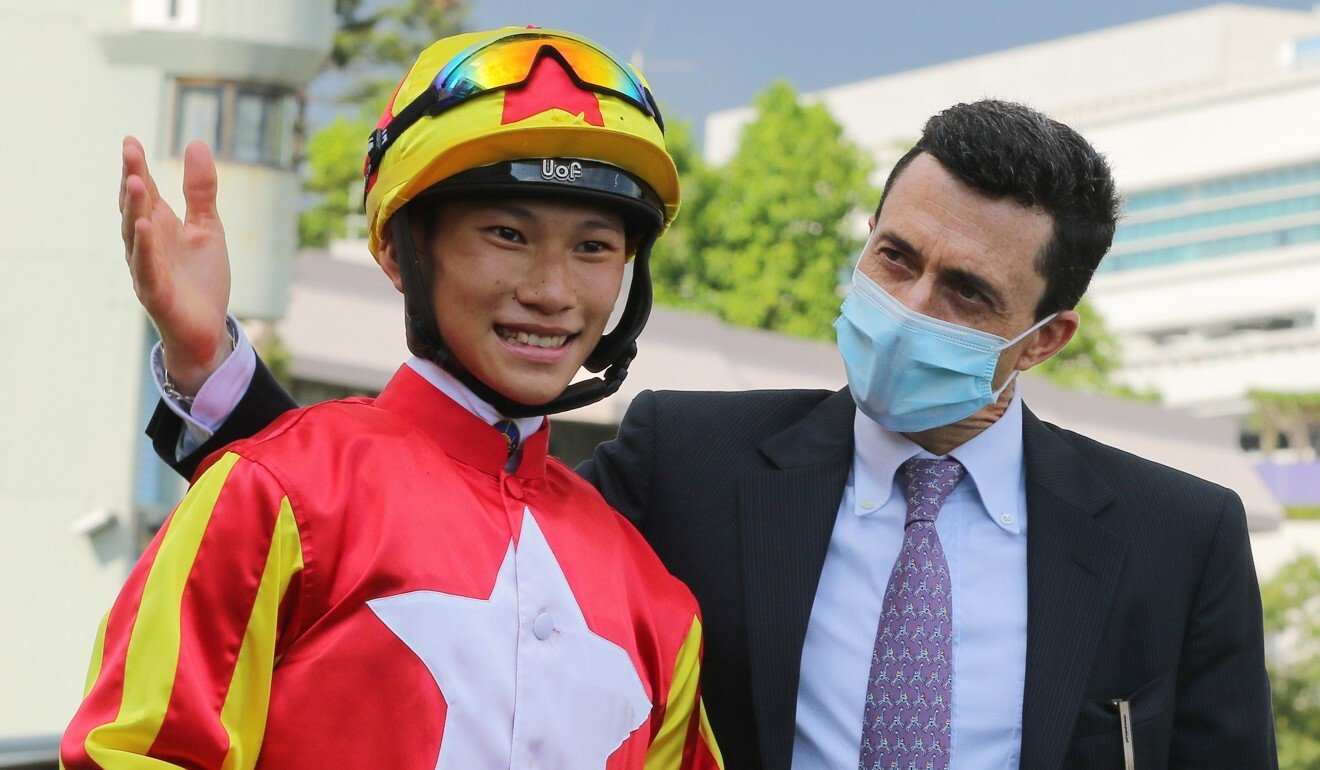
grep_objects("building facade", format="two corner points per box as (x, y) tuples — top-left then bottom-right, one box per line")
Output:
(706, 3), (1320, 423)
(0, 0), (331, 747)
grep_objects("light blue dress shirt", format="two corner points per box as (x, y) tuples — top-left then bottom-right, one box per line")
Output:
(792, 394), (1029, 770)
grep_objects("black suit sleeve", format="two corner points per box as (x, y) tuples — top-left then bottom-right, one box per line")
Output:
(146, 354), (298, 481)
(575, 389), (656, 526)
(1168, 489), (1278, 769)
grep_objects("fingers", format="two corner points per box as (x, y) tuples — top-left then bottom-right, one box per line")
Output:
(182, 141), (220, 228)
(121, 136), (162, 204)
(130, 217), (172, 311)
(120, 136), (163, 256)
(121, 174), (150, 256)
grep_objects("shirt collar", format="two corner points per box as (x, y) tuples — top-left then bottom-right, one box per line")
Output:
(947, 392), (1025, 534)
(405, 357), (545, 446)
(852, 391), (1025, 534)
(375, 362), (548, 479)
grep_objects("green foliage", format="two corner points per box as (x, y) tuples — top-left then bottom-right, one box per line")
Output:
(651, 116), (716, 310)
(330, 0), (466, 102)
(1249, 389), (1320, 458)
(1260, 555), (1320, 767)
(1286, 505), (1320, 521)
(299, 115), (374, 247)
(1036, 300), (1156, 400)
(652, 81), (875, 339)
(299, 1), (466, 246)
(1252, 391), (1320, 413)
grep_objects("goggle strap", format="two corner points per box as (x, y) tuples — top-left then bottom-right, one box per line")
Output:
(364, 87), (439, 182)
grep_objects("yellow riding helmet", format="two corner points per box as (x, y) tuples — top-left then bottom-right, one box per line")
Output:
(363, 26), (680, 259)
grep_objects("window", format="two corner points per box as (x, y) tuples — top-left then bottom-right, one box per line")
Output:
(172, 80), (301, 169)
(1101, 223), (1320, 272)
(1123, 161), (1320, 213)
(1294, 35), (1320, 67)
(1104, 160), (1320, 273)
(175, 85), (221, 151)
(1113, 194), (1320, 245)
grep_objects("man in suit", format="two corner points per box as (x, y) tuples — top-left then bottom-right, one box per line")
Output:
(132, 100), (1275, 769)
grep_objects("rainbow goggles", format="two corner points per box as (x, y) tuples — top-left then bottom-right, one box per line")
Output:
(365, 29), (665, 182)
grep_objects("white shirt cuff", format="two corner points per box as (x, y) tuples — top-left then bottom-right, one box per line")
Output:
(150, 315), (257, 460)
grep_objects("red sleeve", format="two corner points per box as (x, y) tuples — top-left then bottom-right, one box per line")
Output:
(61, 451), (306, 769)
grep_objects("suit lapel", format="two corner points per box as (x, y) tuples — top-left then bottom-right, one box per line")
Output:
(740, 388), (856, 770)
(1018, 407), (1127, 770)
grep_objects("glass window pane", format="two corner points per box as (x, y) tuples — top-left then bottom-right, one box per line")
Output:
(261, 93), (288, 166)
(175, 86), (220, 155)
(232, 91), (266, 165)
(282, 95), (300, 167)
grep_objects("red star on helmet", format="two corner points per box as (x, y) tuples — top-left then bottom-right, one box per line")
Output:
(501, 50), (605, 127)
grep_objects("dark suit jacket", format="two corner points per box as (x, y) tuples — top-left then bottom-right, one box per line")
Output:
(150, 360), (1277, 770)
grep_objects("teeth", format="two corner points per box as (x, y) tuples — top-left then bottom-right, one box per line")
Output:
(499, 327), (568, 349)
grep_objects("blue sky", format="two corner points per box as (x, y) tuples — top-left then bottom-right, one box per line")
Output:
(463, 0), (1317, 133)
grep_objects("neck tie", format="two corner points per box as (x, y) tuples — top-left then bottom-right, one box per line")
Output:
(494, 419), (521, 458)
(859, 457), (966, 770)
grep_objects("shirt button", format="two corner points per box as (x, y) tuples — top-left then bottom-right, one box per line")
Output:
(504, 476), (523, 499)
(860, 499), (877, 511)
(533, 613), (554, 640)
(1000, 513), (1016, 526)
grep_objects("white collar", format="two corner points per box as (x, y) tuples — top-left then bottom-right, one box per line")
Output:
(405, 357), (545, 447)
(853, 392), (1026, 534)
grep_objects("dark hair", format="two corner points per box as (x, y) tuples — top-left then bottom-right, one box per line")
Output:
(877, 100), (1120, 319)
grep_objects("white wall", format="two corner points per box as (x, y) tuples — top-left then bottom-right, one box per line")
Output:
(0, 0), (331, 740)
(0, 0), (162, 738)
(1086, 79), (1320, 191)
(705, 5), (1320, 168)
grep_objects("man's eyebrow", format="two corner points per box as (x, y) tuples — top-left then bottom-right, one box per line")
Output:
(942, 266), (1007, 312)
(876, 230), (919, 256)
(877, 229), (1008, 312)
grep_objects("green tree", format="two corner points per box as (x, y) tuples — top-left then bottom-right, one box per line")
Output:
(299, 114), (375, 247)
(654, 81), (875, 339)
(1260, 555), (1320, 767)
(300, 1), (466, 247)
(1036, 300), (1153, 400)
(650, 115), (716, 310)
(1248, 390), (1320, 460)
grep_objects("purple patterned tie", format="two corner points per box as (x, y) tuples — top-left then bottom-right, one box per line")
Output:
(858, 458), (966, 770)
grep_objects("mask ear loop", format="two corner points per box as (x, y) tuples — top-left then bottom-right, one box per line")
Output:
(1003, 311), (1059, 349)
(991, 311), (1060, 398)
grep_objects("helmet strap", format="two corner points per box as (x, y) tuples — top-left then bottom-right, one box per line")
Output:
(390, 208), (654, 419)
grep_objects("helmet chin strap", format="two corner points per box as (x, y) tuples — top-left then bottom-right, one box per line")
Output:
(390, 209), (654, 419)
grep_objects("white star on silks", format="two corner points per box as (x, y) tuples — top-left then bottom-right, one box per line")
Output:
(368, 508), (651, 770)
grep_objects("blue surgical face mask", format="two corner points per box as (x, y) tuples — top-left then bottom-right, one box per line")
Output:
(835, 266), (1056, 433)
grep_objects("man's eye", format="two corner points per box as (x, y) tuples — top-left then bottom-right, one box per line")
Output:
(956, 284), (982, 302)
(491, 226), (521, 242)
(880, 248), (903, 263)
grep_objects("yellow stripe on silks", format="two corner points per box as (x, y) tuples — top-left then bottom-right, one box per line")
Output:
(82, 611), (111, 696)
(84, 451), (242, 768)
(645, 616), (706, 770)
(698, 698), (725, 769)
(219, 497), (304, 770)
